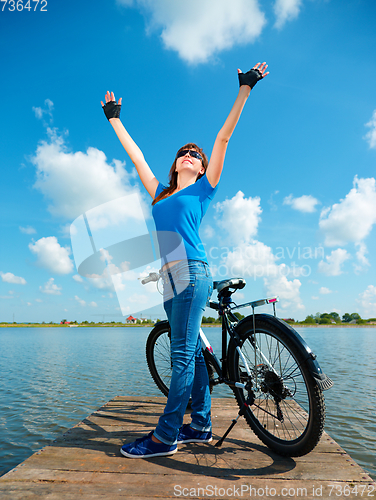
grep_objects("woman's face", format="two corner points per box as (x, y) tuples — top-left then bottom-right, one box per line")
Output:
(175, 149), (205, 177)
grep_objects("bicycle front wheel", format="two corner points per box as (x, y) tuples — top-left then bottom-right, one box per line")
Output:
(228, 318), (325, 456)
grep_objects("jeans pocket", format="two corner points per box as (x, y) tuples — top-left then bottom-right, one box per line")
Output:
(174, 271), (194, 297)
(188, 260), (207, 276)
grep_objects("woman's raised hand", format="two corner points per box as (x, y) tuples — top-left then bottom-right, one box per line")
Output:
(238, 62), (269, 89)
(101, 91), (122, 121)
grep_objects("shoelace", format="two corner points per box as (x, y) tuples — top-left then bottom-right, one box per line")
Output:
(133, 431), (153, 444)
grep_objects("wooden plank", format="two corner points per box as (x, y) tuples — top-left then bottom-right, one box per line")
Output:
(0, 397), (374, 500)
(1, 474), (375, 500)
(1, 473), (375, 500)
(4, 442), (370, 481)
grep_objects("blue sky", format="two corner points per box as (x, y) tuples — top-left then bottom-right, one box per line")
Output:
(1, 0), (376, 323)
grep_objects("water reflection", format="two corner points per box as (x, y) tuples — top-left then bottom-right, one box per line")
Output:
(297, 327), (376, 479)
(0, 326), (375, 480)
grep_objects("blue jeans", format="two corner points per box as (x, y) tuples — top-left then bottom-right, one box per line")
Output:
(154, 260), (213, 445)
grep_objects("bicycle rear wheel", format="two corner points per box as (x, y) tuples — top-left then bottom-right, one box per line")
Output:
(146, 322), (215, 398)
(228, 318), (325, 456)
(146, 322), (171, 397)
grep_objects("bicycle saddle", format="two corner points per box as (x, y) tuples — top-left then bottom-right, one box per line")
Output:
(213, 278), (246, 295)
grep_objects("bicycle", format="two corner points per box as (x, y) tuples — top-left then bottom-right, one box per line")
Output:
(142, 271), (333, 457)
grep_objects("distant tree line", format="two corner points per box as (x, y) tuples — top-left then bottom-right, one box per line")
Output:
(202, 312), (244, 324)
(298, 312), (375, 325)
(3, 312), (374, 327)
(202, 311), (376, 326)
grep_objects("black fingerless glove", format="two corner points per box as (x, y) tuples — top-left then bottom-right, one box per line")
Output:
(238, 68), (263, 89)
(102, 100), (121, 120)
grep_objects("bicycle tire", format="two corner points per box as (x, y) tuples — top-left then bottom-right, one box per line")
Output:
(146, 322), (215, 398)
(227, 317), (325, 456)
(146, 322), (171, 397)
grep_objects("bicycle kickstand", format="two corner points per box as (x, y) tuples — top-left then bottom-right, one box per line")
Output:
(214, 400), (251, 448)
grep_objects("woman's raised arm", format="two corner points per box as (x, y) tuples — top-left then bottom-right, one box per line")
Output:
(206, 63), (269, 188)
(101, 91), (159, 199)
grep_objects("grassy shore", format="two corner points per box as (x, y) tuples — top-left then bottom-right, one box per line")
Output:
(0, 323), (155, 328)
(1, 322), (375, 328)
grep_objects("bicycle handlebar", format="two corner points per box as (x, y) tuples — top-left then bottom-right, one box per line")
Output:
(140, 272), (160, 285)
(140, 272), (277, 315)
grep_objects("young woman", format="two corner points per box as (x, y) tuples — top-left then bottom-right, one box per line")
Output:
(101, 62), (269, 458)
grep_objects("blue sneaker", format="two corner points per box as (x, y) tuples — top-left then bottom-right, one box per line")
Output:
(177, 424), (212, 444)
(120, 432), (177, 458)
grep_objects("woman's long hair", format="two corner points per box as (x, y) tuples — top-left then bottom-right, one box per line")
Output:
(152, 143), (208, 206)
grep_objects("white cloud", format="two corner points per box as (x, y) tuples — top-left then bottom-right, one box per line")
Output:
(29, 236), (74, 274)
(213, 191), (304, 311)
(268, 190), (279, 211)
(88, 273), (116, 291)
(364, 110), (376, 149)
(318, 248), (350, 276)
(75, 295), (86, 306)
(128, 293), (149, 304)
(359, 285), (376, 317)
(355, 242), (369, 266)
(214, 191), (262, 243)
(319, 176), (376, 246)
(202, 225), (215, 239)
(40, 278), (62, 295)
(283, 194), (319, 213)
(117, 0), (266, 64)
(73, 297), (98, 308)
(19, 226), (37, 235)
(31, 129), (144, 221)
(353, 242), (370, 274)
(319, 287), (332, 295)
(274, 0), (303, 29)
(32, 99), (54, 123)
(73, 274), (84, 283)
(213, 240), (279, 280)
(0, 272), (27, 285)
(264, 274), (304, 310)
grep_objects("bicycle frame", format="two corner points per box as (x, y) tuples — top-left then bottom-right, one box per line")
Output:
(141, 269), (280, 391)
(145, 272), (333, 453)
(198, 294), (280, 392)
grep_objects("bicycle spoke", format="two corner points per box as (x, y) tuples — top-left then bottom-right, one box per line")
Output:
(146, 325), (172, 396)
(228, 318), (325, 455)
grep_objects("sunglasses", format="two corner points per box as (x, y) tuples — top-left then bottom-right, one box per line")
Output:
(176, 149), (203, 161)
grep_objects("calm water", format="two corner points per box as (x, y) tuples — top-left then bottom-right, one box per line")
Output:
(0, 326), (375, 479)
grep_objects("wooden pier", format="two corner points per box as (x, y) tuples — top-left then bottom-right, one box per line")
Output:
(0, 397), (374, 499)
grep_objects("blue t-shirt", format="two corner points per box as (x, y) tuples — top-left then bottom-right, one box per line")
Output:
(152, 174), (218, 265)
